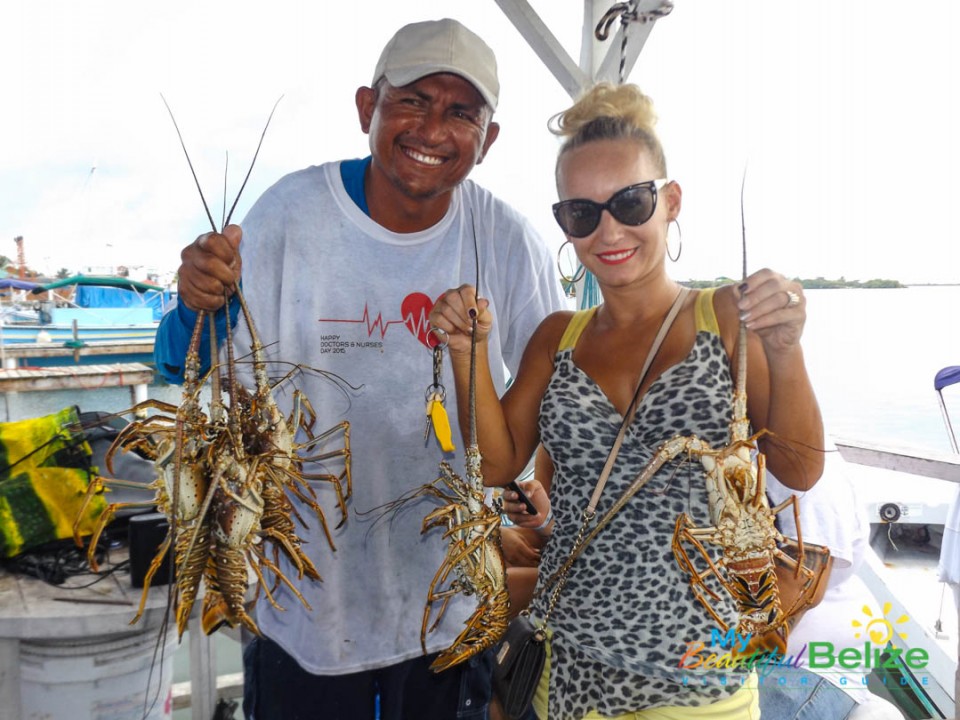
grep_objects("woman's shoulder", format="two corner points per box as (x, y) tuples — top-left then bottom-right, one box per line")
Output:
(527, 310), (579, 355)
(708, 282), (738, 302)
(699, 284), (739, 333)
(509, 310), (577, 382)
(539, 309), (579, 338)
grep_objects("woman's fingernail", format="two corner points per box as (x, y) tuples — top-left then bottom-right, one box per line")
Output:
(739, 311), (750, 322)
(468, 308), (477, 319)
(739, 283), (749, 294)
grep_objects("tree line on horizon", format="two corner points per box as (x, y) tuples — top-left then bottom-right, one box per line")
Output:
(683, 276), (905, 289)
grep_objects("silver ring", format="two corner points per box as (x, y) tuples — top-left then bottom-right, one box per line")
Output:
(427, 327), (448, 348)
(785, 290), (801, 308)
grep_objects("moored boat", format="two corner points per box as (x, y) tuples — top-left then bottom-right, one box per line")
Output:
(0, 275), (173, 368)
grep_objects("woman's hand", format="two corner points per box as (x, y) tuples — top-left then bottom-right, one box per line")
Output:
(501, 479), (552, 533)
(428, 284), (493, 355)
(736, 268), (825, 490)
(736, 268), (805, 357)
(500, 527), (542, 567)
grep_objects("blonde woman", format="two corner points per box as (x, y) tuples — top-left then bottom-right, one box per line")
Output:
(431, 83), (827, 719)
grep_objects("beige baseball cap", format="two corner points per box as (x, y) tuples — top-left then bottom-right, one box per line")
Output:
(372, 18), (500, 111)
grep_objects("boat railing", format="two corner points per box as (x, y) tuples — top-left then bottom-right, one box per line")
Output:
(834, 437), (960, 486)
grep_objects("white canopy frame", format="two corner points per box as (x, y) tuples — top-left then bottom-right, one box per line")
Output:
(492, 0), (674, 98)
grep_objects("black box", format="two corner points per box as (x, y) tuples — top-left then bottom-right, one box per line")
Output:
(128, 512), (173, 588)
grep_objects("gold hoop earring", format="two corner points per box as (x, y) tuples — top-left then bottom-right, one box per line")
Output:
(667, 219), (682, 263)
(557, 240), (586, 285)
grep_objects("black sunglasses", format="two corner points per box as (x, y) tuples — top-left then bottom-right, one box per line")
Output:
(552, 179), (669, 238)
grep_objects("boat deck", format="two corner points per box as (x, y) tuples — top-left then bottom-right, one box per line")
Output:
(840, 440), (959, 716)
(870, 523), (957, 655)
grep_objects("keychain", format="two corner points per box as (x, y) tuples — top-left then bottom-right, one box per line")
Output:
(424, 329), (455, 453)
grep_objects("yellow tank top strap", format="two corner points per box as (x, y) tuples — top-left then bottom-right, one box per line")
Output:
(694, 287), (721, 336)
(558, 290), (717, 352)
(557, 307), (599, 352)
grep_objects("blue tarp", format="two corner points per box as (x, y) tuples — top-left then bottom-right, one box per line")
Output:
(73, 285), (172, 321)
(32, 275), (162, 294)
(0, 279), (40, 291)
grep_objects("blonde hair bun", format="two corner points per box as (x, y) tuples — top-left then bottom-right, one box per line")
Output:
(550, 83), (657, 138)
(549, 82), (667, 177)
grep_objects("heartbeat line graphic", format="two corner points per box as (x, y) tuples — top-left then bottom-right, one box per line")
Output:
(319, 293), (439, 348)
(318, 304), (408, 339)
(405, 306), (431, 342)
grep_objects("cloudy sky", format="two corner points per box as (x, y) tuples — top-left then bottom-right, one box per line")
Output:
(1, 1), (958, 284)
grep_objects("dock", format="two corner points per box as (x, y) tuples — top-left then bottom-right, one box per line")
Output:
(0, 363), (155, 394)
(0, 339), (155, 364)
(0, 336), (156, 412)
(0, 336), (173, 424)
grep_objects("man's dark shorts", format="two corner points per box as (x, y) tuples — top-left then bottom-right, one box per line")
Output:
(243, 634), (492, 719)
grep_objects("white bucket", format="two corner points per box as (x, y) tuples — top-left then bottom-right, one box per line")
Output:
(20, 630), (176, 720)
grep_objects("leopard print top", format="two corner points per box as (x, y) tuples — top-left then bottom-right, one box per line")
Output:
(531, 288), (745, 719)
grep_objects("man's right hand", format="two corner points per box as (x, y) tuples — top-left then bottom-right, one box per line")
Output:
(177, 224), (243, 311)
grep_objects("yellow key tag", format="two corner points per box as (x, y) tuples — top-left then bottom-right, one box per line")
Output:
(428, 398), (456, 453)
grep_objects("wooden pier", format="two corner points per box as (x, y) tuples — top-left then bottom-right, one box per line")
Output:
(0, 363), (155, 393)
(0, 339), (154, 363)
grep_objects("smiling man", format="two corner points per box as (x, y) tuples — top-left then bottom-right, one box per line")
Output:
(153, 17), (565, 720)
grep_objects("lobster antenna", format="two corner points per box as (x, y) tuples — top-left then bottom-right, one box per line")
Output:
(740, 165), (748, 282)
(222, 151), (229, 231)
(733, 165), (749, 442)
(161, 94), (283, 236)
(468, 210), (481, 450)
(224, 95), (284, 228)
(160, 93), (218, 234)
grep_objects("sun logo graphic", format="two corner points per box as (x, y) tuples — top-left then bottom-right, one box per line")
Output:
(808, 602), (928, 671)
(852, 602), (910, 647)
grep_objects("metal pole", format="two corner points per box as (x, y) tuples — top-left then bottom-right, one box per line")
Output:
(937, 389), (960, 454)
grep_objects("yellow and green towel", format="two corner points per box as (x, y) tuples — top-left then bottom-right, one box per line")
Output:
(0, 407), (105, 558)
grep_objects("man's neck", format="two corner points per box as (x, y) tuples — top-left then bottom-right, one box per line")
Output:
(363, 163), (454, 234)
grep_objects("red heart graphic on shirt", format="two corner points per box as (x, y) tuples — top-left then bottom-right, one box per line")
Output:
(401, 292), (438, 348)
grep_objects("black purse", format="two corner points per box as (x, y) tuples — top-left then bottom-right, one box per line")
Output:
(492, 613), (546, 720)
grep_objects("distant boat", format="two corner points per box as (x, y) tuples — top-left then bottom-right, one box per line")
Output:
(0, 275), (173, 366)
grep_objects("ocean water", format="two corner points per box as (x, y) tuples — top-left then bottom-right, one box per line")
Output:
(802, 285), (960, 453)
